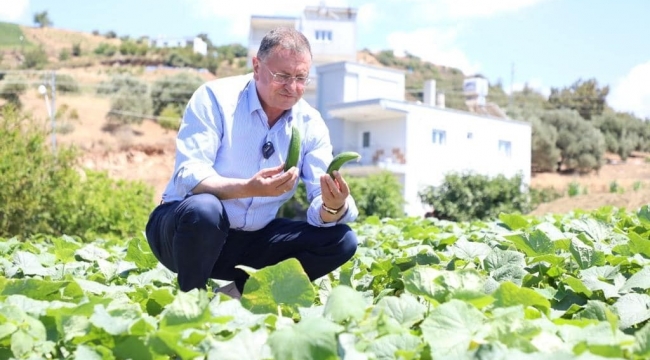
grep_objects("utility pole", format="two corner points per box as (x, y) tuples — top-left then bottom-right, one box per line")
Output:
(51, 71), (57, 152)
(509, 62), (514, 109)
(38, 70), (57, 152)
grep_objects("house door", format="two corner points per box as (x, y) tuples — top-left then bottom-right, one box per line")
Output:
(361, 131), (371, 165)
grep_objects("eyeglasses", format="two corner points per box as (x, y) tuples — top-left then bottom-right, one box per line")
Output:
(262, 141), (275, 159)
(266, 67), (311, 86)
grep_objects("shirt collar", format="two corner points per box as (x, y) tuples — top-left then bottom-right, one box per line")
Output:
(246, 78), (264, 115)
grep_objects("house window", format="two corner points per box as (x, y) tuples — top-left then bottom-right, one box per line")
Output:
(432, 129), (446, 145)
(498, 140), (512, 157)
(362, 131), (370, 148)
(315, 30), (333, 42)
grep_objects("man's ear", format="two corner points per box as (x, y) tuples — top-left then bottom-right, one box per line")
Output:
(252, 56), (260, 74)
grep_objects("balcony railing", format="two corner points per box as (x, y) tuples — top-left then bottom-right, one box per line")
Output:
(334, 146), (407, 172)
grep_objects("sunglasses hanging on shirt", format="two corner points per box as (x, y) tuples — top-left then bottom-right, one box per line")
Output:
(262, 141), (275, 159)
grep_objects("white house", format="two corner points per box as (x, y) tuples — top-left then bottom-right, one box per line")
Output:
(316, 61), (532, 217)
(148, 36), (208, 56)
(248, 4), (358, 106)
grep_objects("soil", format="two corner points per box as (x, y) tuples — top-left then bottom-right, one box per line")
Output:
(17, 66), (650, 216)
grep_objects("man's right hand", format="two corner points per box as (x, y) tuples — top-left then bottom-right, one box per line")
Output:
(248, 164), (299, 197)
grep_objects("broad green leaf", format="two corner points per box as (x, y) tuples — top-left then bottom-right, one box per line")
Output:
(1, 279), (83, 302)
(579, 266), (625, 299)
(366, 333), (421, 360)
(534, 222), (567, 241)
(240, 258), (316, 315)
(637, 205), (650, 227)
(493, 282), (550, 315)
(0, 323), (17, 340)
(575, 300), (618, 333)
(159, 289), (212, 330)
(89, 304), (140, 336)
(569, 218), (611, 243)
(125, 237), (159, 270)
(402, 266), (443, 302)
(13, 251), (51, 276)
(451, 237), (492, 261)
(73, 344), (105, 360)
(498, 213), (529, 230)
(323, 285), (367, 323)
(338, 333), (370, 360)
(621, 266), (650, 293)
(206, 328), (268, 360)
(420, 299), (487, 358)
(613, 293), (650, 329)
(632, 321), (650, 357)
(149, 329), (203, 359)
(562, 276), (593, 297)
(74, 278), (131, 295)
(75, 244), (110, 262)
(51, 236), (80, 263)
(504, 229), (554, 257)
(569, 238), (606, 270)
(373, 294), (426, 328)
(484, 248), (525, 272)
(628, 232), (650, 259)
(490, 264), (528, 286)
(267, 316), (342, 360)
(127, 267), (176, 286)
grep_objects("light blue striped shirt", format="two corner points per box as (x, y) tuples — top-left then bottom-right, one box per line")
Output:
(161, 73), (358, 231)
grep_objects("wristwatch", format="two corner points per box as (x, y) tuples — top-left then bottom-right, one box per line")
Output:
(322, 203), (345, 215)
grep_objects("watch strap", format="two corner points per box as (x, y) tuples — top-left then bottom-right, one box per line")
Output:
(322, 203), (345, 215)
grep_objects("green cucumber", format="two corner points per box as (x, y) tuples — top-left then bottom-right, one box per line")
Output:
(326, 151), (361, 177)
(284, 126), (301, 171)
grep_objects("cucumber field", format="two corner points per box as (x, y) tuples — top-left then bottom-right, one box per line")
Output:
(3, 206), (650, 359)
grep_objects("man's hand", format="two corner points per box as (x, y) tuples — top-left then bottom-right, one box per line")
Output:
(248, 164), (299, 197)
(320, 170), (350, 214)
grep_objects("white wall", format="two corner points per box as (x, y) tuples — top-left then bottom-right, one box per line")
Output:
(402, 106), (531, 216)
(316, 62), (405, 113)
(301, 19), (356, 65)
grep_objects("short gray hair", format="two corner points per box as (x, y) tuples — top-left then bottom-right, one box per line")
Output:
(257, 27), (312, 61)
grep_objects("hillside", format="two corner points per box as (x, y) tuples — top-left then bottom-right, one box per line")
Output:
(2, 23), (650, 216)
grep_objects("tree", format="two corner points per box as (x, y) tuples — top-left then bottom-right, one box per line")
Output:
(150, 72), (203, 115)
(548, 78), (609, 120)
(541, 109), (605, 173)
(593, 110), (644, 161)
(33, 11), (53, 28)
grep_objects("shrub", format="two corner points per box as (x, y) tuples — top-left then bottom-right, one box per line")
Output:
(0, 74), (27, 108)
(529, 186), (563, 208)
(106, 89), (153, 126)
(150, 72), (203, 115)
(277, 171), (406, 221)
(568, 181), (581, 197)
(346, 171), (405, 220)
(158, 104), (182, 131)
(0, 105), (154, 240)
(418, 171), (531, 222)
(47, 73), (79, 94)
(21, 46), (49, 69)
(59, 49), (70, 61)
(72, 42), (82, 57)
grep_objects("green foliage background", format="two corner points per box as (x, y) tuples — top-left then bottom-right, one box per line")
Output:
(0, 106), (154, 240)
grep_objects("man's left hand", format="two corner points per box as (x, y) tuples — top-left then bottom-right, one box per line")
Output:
(320, 170), (349, 212)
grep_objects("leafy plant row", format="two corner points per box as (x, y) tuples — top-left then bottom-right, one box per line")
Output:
(3, 205), (650, 358)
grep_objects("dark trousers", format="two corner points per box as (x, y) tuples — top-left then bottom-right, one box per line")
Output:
(145, 193), (358, 293)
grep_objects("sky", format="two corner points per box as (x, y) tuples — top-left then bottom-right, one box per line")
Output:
(2, 0), (650, 119)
